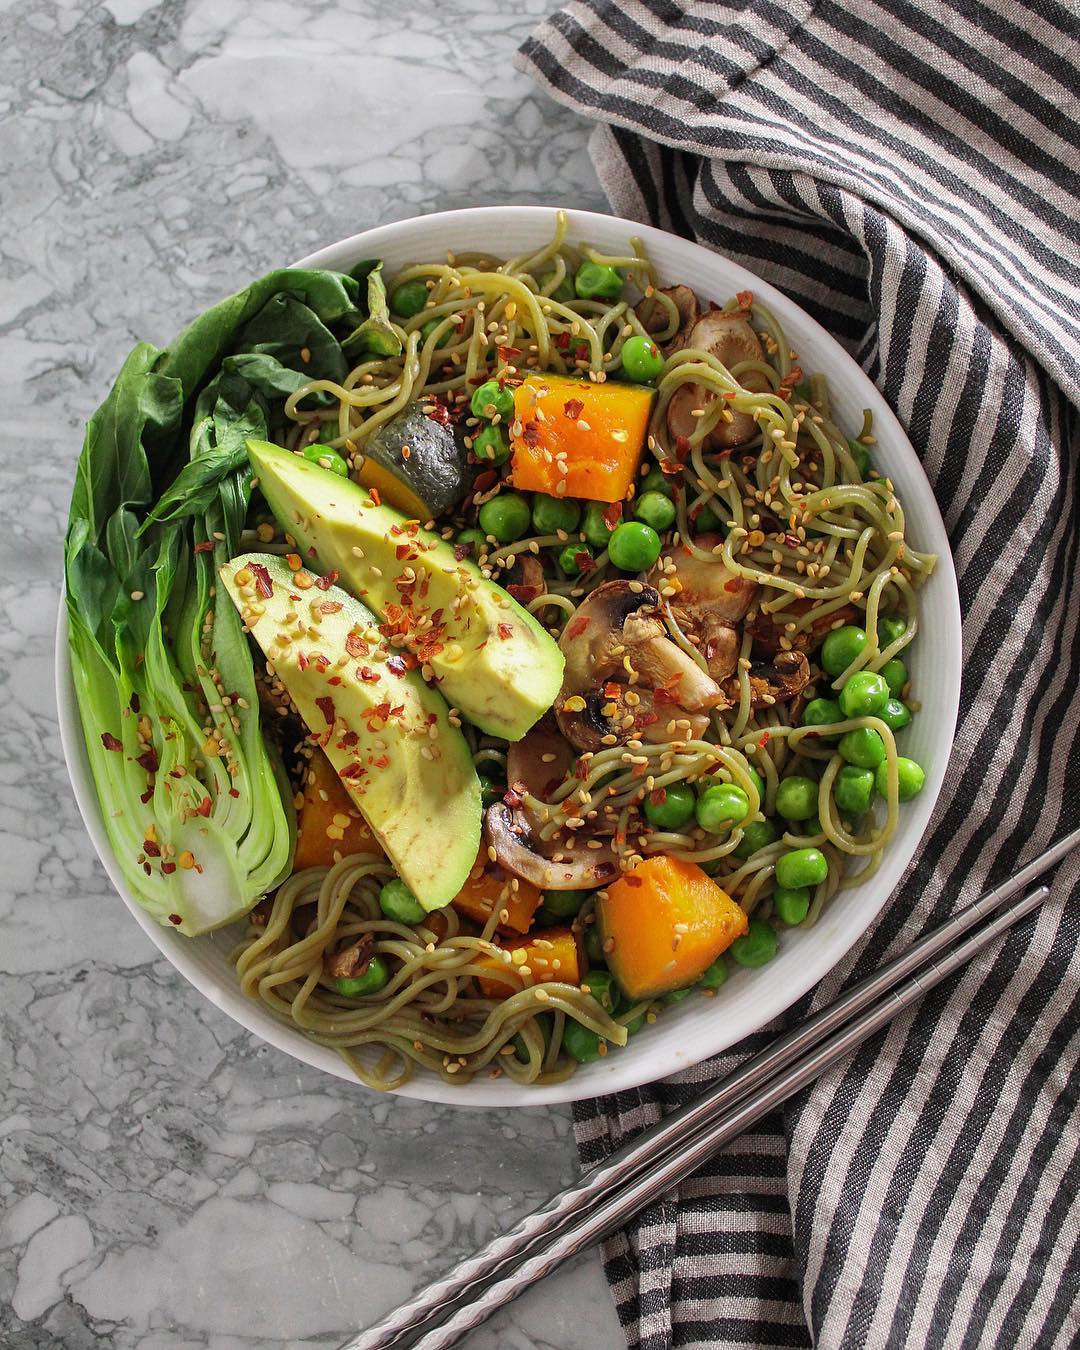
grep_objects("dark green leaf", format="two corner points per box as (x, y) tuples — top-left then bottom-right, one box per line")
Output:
(342, 263), (402, 358)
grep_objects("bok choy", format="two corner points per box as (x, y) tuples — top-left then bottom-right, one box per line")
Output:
(65, 268), (361, 934)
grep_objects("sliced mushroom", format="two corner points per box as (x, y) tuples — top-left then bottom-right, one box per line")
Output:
(745, 600), (859, 655)
(555, 581), (724, 751)
(720, 650), (810, 709)
(635, 284), (700, 353)
(484, 802), (619, 891)
(667, 312), (771, 450)
(502, 553), (545, 607)
(650, 535), (760, 681)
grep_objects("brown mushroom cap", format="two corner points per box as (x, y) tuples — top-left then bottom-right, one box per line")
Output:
(720, 649), (810, 709)
(555, 580), (723, 751)
(635, 284), (700, 353)
(667, 312), (771, 450)
(651, 535), (760, 681)
(484, 802), (619, 891)
(745, 599), (859, 655)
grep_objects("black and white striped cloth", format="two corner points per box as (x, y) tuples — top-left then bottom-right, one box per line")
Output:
(517, 3), (1080, 1346)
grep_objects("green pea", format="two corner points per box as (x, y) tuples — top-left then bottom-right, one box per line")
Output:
(541, 888), (590, 919)
(477, 492), (531, 544)
(419, 316), (452, 348)
(773, 886), (811, 926)
(848, 439), (871, 477)
(584, 925), (606, 965)
(455, 527), (490, 559)
(563, 1019), (605, 1063)
(662, 987), (694, 1006)
(539, 272), (575, 303)
(730, 918), (779, 968)
(574, 261), (623, 301)
(581, 501), (616, 550)
(775, 775), (818, 822)
(620, 334), (664, 382)
(302, 442), (349, 477)
(379, 878), (426, 924)
(821, 625), (868, 676)
(696, 783), (750, 833)
(607, 521), (661, 572)
(470, 379), (515, 422)
(389, 279), (428, 318)
(880, 698), (912, 732)
(632, 490), (676, 532)
(733, 818), (778, 859)
(472, 424), (510, 465)
(639, 466), (674, 498)
(583, 968), (621, 1013)
(879, 658), (908, 697)
(532, 494), (581, 535)
(692, 502), (724, 534)
(877, 614), (907, 647)
(876, 756), (926, 802)
(700, 956), (729, 990)
(802, 698), (843, 740)
(334, 955), (390, 997)
(557, 543), (592, 576)
(839, 671), (890, 718)
(746, 766), (766, 801)
(833, 765), (875, 816)
(775, 847), (828, 889)
(643, 782), (697, 830)
(838, 727), (886, 770)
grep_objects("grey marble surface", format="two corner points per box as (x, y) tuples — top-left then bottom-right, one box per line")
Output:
(0, 1), (624, 1345)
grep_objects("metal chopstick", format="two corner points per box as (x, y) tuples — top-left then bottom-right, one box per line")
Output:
(345, 826), (1077, 1350)
(411, 880), (1052, 1350)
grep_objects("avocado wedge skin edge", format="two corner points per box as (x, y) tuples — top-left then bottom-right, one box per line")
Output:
(220, 551), (480, 909)
(247, 439), (564, 742)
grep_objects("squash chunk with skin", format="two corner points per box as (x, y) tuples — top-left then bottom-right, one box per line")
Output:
(511, 373), (654, 504)
(452, 850), (543, 935)
(598, 855), (747, 1000)
(294, 749), (384, 870)
(474, 926), (581, 997)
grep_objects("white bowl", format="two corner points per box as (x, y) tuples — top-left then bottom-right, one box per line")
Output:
(57, 206), (961, 1106)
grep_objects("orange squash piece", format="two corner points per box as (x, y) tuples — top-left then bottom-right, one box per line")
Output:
(451, 851), (543, 935)
(510, 372), (654, 504)
(474, 926), (582, 998)
(293, 750), (385, 870)
(598, 855), (747, 1001)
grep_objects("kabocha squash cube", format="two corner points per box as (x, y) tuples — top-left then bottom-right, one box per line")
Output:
(510, 373), (654, 504)
(293, 749), (384, 871)
(473, 926), (582, 997)
(451, 850), (543, 935)
(597, 855), (748, 1001)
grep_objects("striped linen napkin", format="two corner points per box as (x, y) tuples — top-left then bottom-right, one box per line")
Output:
(517, 3), (1080, 1347)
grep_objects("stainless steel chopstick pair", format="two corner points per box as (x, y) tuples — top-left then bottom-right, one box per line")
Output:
(343, 825), (1079, 1350)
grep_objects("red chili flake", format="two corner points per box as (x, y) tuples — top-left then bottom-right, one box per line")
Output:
(337, 731), (359, 749)
(603, 682), (621, 699)
(391, 703), (405, 716)
(554, 331), (572, 350)
(194, 540), (215, 554)
(140, 788), (154, 803)
(312, 653), (330, 672)
(395, 544), (415, 561)
(497, 345), (522, 361)
(563, 397), (585, 420)
(308, 547), (318, 559)
(195, 798), (212, 818)
(327, 675), (343, 687)
(602, 501), (623, 530)
(635, 711), (659, 729)
(659, 458), (683, 477)
(673, 435), (691, 463)
(497, 623), (514, 640)
(424, 398), (452, 426)
(297, 651), (309, 672)
(101, 732), (123, 752)
(340, 763), (365, 780)
(162, 864), (176, 875)
(574, 551), (596, 574)
(453, 543), (471, 562)
(228, 788), (240, 798)
(566, 615), (591, 639)
(168, 913), (183, 924)
(785, 533), (801, 548)
(575, 757), (591, 780)
(368, 487), (381, 506)
(649, 788), (668, 805)
(345, 632), (368, 659)
(130, 693), (140, 713)
(249, 562), (273, 598)
(506, 583), (540, 604)
(724, 578), (741, 593)
(736, 289), (753, 310)
(314, 570), (339, 591)
(623, 874), (644, 888)
(319, 601), (343, 614)
(144, 840), (161, 857)
(371, 701), (391, 721)
(387, 655), (407, 676)
(503, 787), (524, 808)
(315, 695), (336, 726)
(521, 420), (542, 447)
(136, 749), (159, 774)
(758, 731), (771, 748)
(373, 754), (390, 770)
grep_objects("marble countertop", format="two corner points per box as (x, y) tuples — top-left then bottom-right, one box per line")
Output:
(0, 1), (624, 1345)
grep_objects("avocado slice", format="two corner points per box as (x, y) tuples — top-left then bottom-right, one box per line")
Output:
(247, 440), (564, 742)
(219, 552), (479, 908)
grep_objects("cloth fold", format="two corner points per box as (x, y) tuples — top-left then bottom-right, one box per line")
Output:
(517, 3), (1080, 1346)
